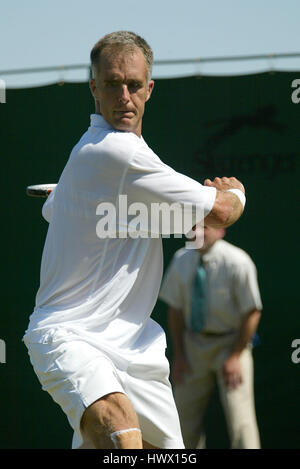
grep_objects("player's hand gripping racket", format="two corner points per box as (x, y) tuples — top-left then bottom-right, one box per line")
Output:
(26, 184), (57, 198)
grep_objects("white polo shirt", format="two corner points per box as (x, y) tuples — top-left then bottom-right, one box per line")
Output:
(159, 240), (263, 334)
(23, 114), (216, 367)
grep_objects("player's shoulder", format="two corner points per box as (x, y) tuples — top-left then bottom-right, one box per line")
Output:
(129, 136), (167, 171)
(104, 129), (144, 158)
(217, 240), (256, 269)
(110, 129), (142, 145)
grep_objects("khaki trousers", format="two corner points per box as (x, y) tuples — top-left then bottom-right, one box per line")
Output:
(174, 331), (260, 449)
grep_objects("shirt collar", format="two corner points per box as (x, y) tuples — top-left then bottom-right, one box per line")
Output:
(89, 113), (144, 140)
(90, 113), (113, 130)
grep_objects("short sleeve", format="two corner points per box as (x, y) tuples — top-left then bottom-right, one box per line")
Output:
(232, 257), (263, 315)
(123, 145), (216, 236)
(159, 257), (184, 310)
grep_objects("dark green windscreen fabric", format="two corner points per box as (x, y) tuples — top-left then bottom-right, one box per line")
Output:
(0, 72), (299, 448)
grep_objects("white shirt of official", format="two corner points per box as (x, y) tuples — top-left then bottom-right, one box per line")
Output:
(159, 240), (263, 334)
(23, 114), (216, 367)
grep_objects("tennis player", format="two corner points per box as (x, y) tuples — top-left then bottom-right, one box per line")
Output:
(23, 31), (246, 449)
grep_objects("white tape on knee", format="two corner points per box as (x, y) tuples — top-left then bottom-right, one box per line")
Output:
(110, 428), (141, 449)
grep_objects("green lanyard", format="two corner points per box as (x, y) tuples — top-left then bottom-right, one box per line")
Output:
(190, 256), (206, 332)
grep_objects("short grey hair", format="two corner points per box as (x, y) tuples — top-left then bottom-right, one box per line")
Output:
(90, 31), (153, 81)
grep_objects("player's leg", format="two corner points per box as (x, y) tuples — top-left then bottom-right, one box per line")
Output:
(143, 440), (160, 449)
(24, 334), (143, 449)
(80, 391), (143, 449)
(123, 347), (185, 449)
(217, 347), (261, 449)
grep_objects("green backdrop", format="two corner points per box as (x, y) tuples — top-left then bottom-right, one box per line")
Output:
(0, 71), (299, 448)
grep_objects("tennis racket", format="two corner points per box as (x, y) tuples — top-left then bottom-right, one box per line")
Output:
(26, 184), (57, 198)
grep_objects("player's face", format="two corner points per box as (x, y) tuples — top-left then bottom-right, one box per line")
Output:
(90, 47), (154, 137)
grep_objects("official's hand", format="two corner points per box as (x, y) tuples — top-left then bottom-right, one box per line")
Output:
(222, 355), (243, 390)
(204, 177), (245, 194)
(171, 356), (192, 386)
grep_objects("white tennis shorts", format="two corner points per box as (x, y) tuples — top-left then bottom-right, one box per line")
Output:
(23, 327), (184, 449)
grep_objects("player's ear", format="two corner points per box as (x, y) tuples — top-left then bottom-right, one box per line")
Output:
(146, 80), (154, 102)
(89, 79), (101, 113)
(89, 79), (99, 100)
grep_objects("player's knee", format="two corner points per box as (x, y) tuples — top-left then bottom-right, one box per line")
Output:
(81, 392), (139, 436)
(102, 392), (139, 426)
(80, 392), (142, 449)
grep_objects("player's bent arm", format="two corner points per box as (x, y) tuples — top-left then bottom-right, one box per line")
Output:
(203, 176), (246, 228)
(204, 190), (244, 228)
